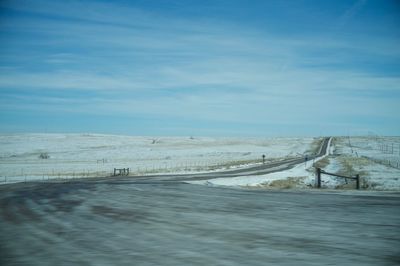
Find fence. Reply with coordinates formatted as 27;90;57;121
378;143;400;155
346;136;400;155
316;168;360;190
113;168;130;176
361;156;400;169
345;136;400;169
1;170;112;184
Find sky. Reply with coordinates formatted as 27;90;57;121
0;0;399;137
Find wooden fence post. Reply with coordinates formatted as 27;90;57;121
316;168;321;188
356;174;360;190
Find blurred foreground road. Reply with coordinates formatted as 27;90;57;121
1;180;399;265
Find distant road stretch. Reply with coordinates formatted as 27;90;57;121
112;137;332;182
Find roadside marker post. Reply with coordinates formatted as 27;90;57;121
305;155;308;168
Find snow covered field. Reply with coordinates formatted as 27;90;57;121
327;136;400;190
192;136;400;191
0;134;316;183
1;134;399;191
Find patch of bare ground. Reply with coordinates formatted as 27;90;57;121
254;176;308;189
336;156;369;189
338;156;370;175
307;138;324;155
313;156;330;169
201;159;261;171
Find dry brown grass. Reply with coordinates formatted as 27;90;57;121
307;138;324;154
208;159;261;170
313;157;330;169
334;156;370;189
337;156;369;177
256;176;307;189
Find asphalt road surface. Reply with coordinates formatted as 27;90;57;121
1;137;399;265
117;137;332;182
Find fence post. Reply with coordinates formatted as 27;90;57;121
316;168;321;188
356;174;360;190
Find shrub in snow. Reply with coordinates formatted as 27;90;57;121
39;153;50;159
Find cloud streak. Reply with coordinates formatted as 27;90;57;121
0;0;399;136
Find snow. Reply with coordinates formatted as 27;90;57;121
189;138;331;188
0;133;315;183
1;134;399;191
189;136;400;191
189;162;311;187
328;136;400;190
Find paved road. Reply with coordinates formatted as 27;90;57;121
112;137;331;183
0;181;399;265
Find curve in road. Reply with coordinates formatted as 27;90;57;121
111;137;331;183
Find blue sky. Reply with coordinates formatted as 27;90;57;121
0;0;399;136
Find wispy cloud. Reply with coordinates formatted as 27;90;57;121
335;0;367;30
0;0;399;135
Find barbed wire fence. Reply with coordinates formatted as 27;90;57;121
347;135;400;169
1;156;265;184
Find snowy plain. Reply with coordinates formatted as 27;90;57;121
0;134;399;191
0;133;316;183
190;136;400;191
